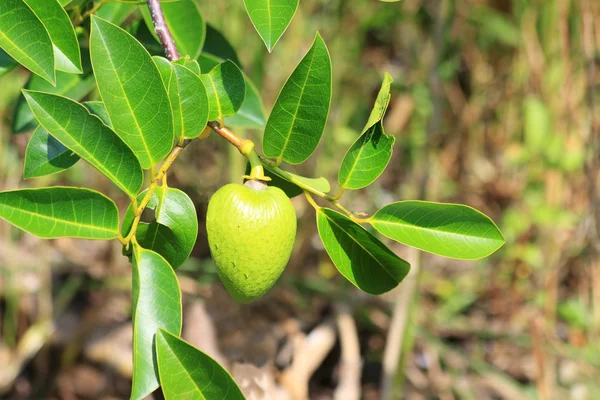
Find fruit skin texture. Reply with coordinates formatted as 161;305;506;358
206;181;297;302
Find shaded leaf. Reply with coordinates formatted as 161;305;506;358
0;48;17;77
0;0;55;83
23;90;143;197
246;163;330;198
24;126;80;179
83;101;111;126
0;187;119;239
200;60;245;121
22;0;82;73
317;208;410;295
96;1;136;25
263;33;331;165
90;16;173;169
156;329;245;400
243;0;299;51
202;24;241;67
131;244;182;400
370;201;505;260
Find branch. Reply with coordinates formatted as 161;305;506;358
146;0;180;61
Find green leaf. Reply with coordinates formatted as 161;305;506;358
142;0;205;59
22;0;82;74
174;56;201;75
131;244;182;400
262;33;331;165
202;24;241;67
156;329;245;400
370;201;505;260
96;1;136;25
243;0;299;51
123;187;198;269
316;208;410;295
338;121;394;190
83;101;111;126
173;63;209;139
0;0;55;83
0;48;17;77
13;71;96;133
247;163;330;198
200;60;245;121
24;126;80;179
23;90;144;197
0;187;119;239
90;15;174;169
362;72;393;133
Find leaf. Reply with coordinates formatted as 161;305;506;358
200;60;245;121
316;208;410;295
24;126;80;179
173;56;201;75
338;121;394;190
370;201;505;260
22;0;82;73
173;63;209;139
202;24;241;67
142;0;205;59
523;96;550;154
96;1;136;25
131;244;182;400
123;187;198;269
23;90;143;197
13;71;96;133
0;48;17;77
0;0;55;83
247;163;330;198
90;15;174;169
156;329;245;400
0;187;119;239
262;33;331;165
83;101;111;126
362;72;393;133
243;0;299;52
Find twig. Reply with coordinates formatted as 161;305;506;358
146;0;180;61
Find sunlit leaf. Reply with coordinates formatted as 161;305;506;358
370;201;505;260
90;16;173;169
263;33;331;165
0;0;55;83
0;187;119;239
317;207;410;294
131;244;182;400
200;60;245;121
96;1;136;25
173;63;209;139
243;0;299;51
156;329;245;400
24;126;80;179
23;90;143;197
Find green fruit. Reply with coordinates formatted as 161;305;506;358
206;180;297;302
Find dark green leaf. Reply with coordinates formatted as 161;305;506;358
22;0;82;73
13;71;96;133
243;0;299;51
338;121;394;190
123;187;198;269
200;60;245;121
131;244;182;400
317;208;410;295
24;126;80;179
0;187;119;239
370;201;505;260
23;90;143;197
263;33;331;165
96;1;136;25
156;329;245;400
0;48;17;77
83;101;111;126
90;16;174;169
202;24;241;67
0;0;55;83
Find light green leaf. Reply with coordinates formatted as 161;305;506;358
96;2;136;25
243;0;299;51
173;63;209;139
90;15;174;169
523;96;550;154
123;187;198;269
24;126;80;179
131;244;182;400
370;201;505;260
338;121;394;190
362;72;393;133
0;187;119;239
316;208;410;295
22;0;82;73
0;0;55;83
23;90;143;197
200;60;245;121
156;329;245;400
263;33;331;165
142;0;205;59
174;56;201;75
13;71;96;133
0;48;17;77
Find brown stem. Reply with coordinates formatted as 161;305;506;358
146;0;180;61
207;121;246;149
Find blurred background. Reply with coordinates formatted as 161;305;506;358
0;0;599;398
